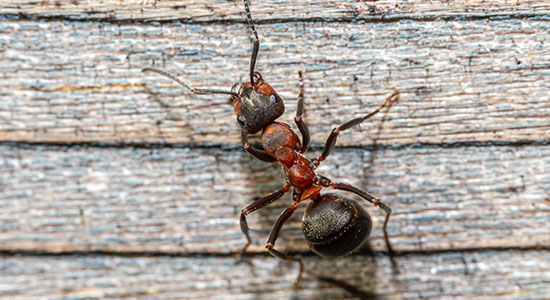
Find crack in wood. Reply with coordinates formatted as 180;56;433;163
2;139;550;151
1;11;548;25
1;245;549;259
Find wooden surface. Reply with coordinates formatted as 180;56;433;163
1;250;549;299
1;13;550;145
1;0;550;299
1;144;549;254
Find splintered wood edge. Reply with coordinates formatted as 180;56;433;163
1;18;549;145
1;250;549;299
2;0;550;21
1;143;548;254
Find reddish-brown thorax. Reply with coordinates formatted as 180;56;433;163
261;122;316;189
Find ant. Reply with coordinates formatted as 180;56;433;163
143;0;399;282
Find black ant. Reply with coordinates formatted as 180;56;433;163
143;0;399;282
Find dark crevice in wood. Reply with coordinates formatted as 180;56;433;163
1;138;550;152
0;246;548;259
317;276;378;300
1;11;549;25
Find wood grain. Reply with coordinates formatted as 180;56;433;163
2;0;550;21
1;1;549;299
1;16;549;145
1;143;548;254
1;250;549;299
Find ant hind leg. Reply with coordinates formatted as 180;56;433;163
239;184;290;255
267;247;304;284
265;203;304;283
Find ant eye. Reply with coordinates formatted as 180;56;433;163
270;94;277;103
237;115;245;125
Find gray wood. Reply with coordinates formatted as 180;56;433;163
2;0;550;21
1;1;549;299
1;17;549;145
1;143;548;253
1;250;549;299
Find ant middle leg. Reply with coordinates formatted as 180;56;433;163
313;91;399;166
240;184;290;254
295;70;310;154
265;203;304;283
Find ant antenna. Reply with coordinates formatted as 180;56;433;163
243;0;259;86
142;67;238;97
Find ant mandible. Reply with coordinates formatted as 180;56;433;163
143;0;399;281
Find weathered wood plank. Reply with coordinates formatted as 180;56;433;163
2;0;550;21
2;2;548;298
1;17;550;145
1;250;549;299
1;143;548;253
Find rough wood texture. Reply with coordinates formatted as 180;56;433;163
1;143;549;253
1;13;550;145
1;250;549;299
2;0;550;21
1;0;549;299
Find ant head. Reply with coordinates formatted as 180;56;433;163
302;193;372;257
231;72;284;134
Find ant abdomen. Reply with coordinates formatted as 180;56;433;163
302;193;372;257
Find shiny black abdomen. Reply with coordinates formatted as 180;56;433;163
302;193;372;257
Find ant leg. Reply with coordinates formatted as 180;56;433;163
243;0;260;86
266;203;304;283
240;184;290;254
240;130;276;162
142;67;237;96
313;91;399;166
295;70;310;153
329;181;398;272
291;188;303;202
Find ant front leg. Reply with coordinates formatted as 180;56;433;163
328;180;398;272
295;70;310;154
240;184;290;254
313;91;399;166
265;203;304;283
240;130;277;162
